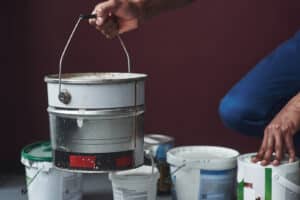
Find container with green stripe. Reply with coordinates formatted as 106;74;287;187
237;153;300;200
21;141;83;200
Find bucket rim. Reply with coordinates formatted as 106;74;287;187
238;153;300;168
109;166;160;182
167;145;239;169
144;134;174;145
44;72;147;85
21;141;52;162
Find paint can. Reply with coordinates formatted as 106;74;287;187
109;165;160;200
45;73;147;172
167;146;239;200
237;153;300;200
21;141;82;200
144;134;174;194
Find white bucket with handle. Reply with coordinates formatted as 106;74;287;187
237;153;300;200
167;146;239;200
109;165;160;200
21;141;82;200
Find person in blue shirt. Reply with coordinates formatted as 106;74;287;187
89;0;300;166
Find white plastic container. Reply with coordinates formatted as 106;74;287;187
21;141;82;200
109;165;160;200
167;146;239;200
237;153;300;200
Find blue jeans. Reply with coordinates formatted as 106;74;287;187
219;30;300;153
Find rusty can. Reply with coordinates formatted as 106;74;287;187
144;134;174;195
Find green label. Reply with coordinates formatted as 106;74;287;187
237;180;244;200
265;168;272;200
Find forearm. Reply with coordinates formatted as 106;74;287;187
140;0;196;20
286;92;300;131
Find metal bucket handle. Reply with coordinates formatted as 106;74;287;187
58;14;131;105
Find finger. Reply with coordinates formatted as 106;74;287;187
89;10;97;26
272;129;283;166
261;133;274;166
252;131;268;163
284;132;296;163
118;20;139;34
95;0;120;18
101;17;119;38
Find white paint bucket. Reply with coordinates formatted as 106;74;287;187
109;165;160;200
21;141;82;200
167;146;239;200
237;153;300;200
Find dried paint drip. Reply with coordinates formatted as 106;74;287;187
58;14;131;105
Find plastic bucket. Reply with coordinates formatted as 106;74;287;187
237;153;300;200
109;165;160;200
21;141;82;200
167;146;239;200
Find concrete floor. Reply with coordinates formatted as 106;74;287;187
0;173;171;200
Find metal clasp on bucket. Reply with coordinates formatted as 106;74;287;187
58;14;132;105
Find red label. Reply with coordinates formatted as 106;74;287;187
69;155;96;169
115;156;133;168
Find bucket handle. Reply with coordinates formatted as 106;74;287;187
144;149;156;175
21;168;43;195
273;173;300;194
58;14;131;105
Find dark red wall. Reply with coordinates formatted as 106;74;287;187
3;0;300;171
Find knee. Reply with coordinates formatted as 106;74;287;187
218;94;263;136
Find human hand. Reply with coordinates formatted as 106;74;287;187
89;0;144;38
252;93;300;166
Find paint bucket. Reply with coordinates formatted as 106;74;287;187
109;165;160;200
144;134;174;194
21;141;82;200
237;153;300;200
167;146;239;200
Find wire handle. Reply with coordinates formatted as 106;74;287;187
58;14;131;105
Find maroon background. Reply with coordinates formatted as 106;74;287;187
3;0;300;171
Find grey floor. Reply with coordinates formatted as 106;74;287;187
0;174;171;200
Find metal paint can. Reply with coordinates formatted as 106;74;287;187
144;134;174;194
45;73;147;173
237;153;300;200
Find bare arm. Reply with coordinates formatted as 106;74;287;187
89;0;195;38
253;92;300;165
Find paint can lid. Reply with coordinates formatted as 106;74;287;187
21;141;52;162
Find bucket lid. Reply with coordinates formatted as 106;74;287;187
21;141;52;162
167;146;239;170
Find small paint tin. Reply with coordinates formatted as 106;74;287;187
144;134;175;194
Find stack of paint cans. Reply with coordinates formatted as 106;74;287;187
144;134;175;194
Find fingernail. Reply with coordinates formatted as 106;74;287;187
96;17;103;26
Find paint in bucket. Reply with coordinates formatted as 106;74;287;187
144;134;174;194
167;146;239;200
21;141;82;200
109;165;160;200
237;153;300;200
